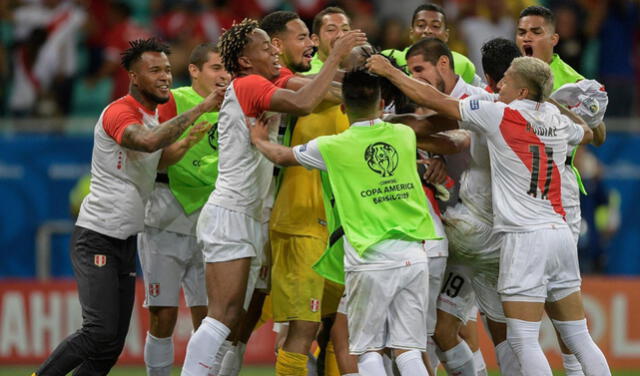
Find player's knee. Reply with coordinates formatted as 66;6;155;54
433;310;462;348
86;322;121;347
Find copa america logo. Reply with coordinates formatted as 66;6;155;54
364;142;399;177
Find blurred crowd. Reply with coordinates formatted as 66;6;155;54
0;0;638;118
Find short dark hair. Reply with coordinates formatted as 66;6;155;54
411;3;446;26
342;69;381;112
312;6;348;35
189;42;220;70
218;18;259;75
406;37;454;70
481;38;521;83
260;11;300;38
120;38;171;71
519;6;556;28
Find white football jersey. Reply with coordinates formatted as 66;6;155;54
459;98;585;232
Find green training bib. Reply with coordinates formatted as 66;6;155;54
167;86;220;214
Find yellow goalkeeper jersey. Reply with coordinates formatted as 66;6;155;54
269;105;350;238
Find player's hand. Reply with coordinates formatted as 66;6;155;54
331;30;367;61
365;54;394;78
184;121;212;148
418;157;447;185
247;113;275;145
200;86;227;112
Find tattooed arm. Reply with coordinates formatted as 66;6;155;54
120;88;223;152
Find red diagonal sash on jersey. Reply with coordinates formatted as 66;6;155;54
499;108;565;219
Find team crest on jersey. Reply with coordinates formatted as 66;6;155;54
94;254;107;267
365;142;399;177
310;298;320;313
149;283;160;297
582;97;600;115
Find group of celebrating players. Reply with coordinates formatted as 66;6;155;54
33;3;612;376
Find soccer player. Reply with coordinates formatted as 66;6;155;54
517;7;608;374
308;7;352;75
250;68;440;376
402;37;492;376
34;38;221;376
383;3;479;85
180;19;365;376
138;42;230;376
260;9;351;375
367;53;610;376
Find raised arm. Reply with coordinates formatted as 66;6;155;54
366;54;462;120
418;130;471;155
121;88;224;152
268;30;366;116
384;112;459;139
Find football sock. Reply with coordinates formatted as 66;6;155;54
562;352;586;376
180;317;230;376
212;340;233;375
426;337;440;374
219;341;247;376
325;341;341;376
494;340;522;375
552;319;611;376
439;341;476;376
144;332;173;376
396;350;428;376
506;318;552;376
473;350;488;376
275;348;308;376
358;352;386;376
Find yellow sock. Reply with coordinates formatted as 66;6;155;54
324;340;341;376
276;348;309;376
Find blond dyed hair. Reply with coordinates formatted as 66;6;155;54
510;56;554;102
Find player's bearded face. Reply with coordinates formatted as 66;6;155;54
134;52;172;104
281;19;314;73
516;15;558;63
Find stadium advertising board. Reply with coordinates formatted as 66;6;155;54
0;278;639;369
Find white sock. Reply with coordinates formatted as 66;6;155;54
506;318;551;376
382;353;393;376
439;341;476;376
552;319;611;376
212;340;233;375
426;337;440;374
181;317;231;376
473;350;488;376
396;350;428;376
562;353;585;376
219;342;247;376
358;352;387;376
495;340;522;375
144;332;173;376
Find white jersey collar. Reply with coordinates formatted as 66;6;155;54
351;118;383;127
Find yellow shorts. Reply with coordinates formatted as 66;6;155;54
271;231;343;322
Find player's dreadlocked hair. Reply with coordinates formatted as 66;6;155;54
120;38;171;71
218;18;260;75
